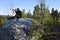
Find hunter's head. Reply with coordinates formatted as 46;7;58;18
17;8;20;11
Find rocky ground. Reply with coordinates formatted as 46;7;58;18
0;18;33;40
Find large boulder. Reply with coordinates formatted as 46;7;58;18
0;18;33;40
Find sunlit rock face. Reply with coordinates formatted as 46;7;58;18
0;18;33;40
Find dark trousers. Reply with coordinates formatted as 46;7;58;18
15;14;22;18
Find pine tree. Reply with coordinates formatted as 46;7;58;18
27;9;31;18
33;4;40;18
21;9;27;18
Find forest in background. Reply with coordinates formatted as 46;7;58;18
0;4;60;40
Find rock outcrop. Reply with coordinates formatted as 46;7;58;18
0;18;33;40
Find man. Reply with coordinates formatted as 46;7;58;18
14;8;22;18
8;8;22;19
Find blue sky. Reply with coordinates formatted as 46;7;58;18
0;0;60;15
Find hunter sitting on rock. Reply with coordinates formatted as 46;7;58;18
8;8;22;19
14;8;22;18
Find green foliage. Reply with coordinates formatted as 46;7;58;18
44;8;53;25
0;16;7;26
33;4;40;18
22;9;32;18
29;19;43;40
27;9;32;18
21;9;27;18
31;4;60;40
51;9;59;24
43;8;53;33
57;12;60;24
0;18;3;25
